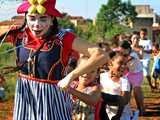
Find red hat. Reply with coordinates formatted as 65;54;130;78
17;0;62;17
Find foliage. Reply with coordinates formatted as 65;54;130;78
0;43;16;100
77;21;98;43
96;4;108;39
58;13;76;32
3;74;16;100
105;24;131;40
0;43;15;66
96;0;137;40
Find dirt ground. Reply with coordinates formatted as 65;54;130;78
0;93;160;120
132;94;160;120
0;99;13;120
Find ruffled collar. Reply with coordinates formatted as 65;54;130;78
23;27;54;51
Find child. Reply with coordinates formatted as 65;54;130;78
151;42;160;89
130;31;143;59
67;52;133;120
119;40;145;116
99;51;131;120
67;56;101;120
139;28;154;90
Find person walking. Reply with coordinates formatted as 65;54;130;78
139;28;154;90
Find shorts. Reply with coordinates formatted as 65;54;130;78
127;71;144;87
152;69;160;79
141;59;150;76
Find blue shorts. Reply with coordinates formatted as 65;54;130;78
153;69;160;79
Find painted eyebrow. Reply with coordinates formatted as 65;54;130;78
27;14;35;17
27;15;35;18
39;16;48;19
27;15;47;18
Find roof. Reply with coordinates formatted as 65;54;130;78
69;16;84;20
0;15;24;35
0;15;24;26
137;14;155;18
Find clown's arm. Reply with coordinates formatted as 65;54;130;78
58;37;109;89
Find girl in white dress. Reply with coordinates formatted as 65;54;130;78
100;51;131;120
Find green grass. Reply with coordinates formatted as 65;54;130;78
142;58;160;97
0;43;16;100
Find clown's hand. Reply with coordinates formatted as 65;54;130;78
57;73;73;90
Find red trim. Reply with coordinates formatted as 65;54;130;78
48;60;61;80
94;99;103;120
18;73;59;84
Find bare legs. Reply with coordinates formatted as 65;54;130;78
133;87;145;116
146;75;156;90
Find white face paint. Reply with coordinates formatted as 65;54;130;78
26;13;53;38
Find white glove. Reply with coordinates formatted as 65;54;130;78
57;73;73;90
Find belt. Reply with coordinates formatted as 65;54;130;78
18;73;59;84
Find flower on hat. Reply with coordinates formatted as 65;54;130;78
17;0;62;17
28;0;47;15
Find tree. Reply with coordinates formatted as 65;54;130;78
58;13;76;32
96;0;137;40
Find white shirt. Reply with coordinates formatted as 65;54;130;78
100;72;131;120
100;72;130;94
128;51;143;73
139;39;152;60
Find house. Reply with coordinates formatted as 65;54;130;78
0;16;24;36
68;16;86;27
132;5;160;42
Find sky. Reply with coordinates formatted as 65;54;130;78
0;0;160;21
56;0;160;19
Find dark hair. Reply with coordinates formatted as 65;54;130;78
119;40;131;50
140;28;147;33
51;17;59;35
68;58;77;69
98;42;109;48
153;42;159;49
132;31;139;35
132;31;140;38
109;51;123;59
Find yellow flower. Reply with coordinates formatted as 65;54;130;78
28;0;37;5
28;0;47;15
28;5;37;14
37;5;46;15
37;0;46;4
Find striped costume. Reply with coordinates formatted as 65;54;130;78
9;27;75;120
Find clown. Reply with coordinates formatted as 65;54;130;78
0;0;109;120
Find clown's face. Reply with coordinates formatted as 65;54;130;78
26;13;53;38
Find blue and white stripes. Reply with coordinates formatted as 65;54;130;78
56;29;67;48
13;77;72;120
